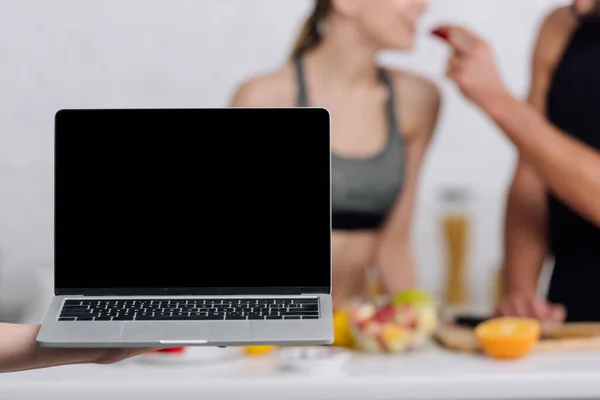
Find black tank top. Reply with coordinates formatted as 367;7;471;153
545;18;600;322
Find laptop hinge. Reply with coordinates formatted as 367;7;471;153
298;287;328;295
55;287;328;296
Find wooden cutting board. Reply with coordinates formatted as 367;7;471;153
435;323;600;353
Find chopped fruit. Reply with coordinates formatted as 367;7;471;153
356;318;371;331
409;331;428;348
333;309;355;348
351;303;376;322
374;305;396;323
376;334;389;352
382;325;404;341
387;340;407;353
244;346;276;356
475;317;541;359
392;289;434;306
416;306;438;332
395;304;417;328
362;321;382;336
361;336;381;353
394;289;438;333
348;294;439;354
372;325;408;353
386;338;408;353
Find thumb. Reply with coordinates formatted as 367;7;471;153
549;303;566;323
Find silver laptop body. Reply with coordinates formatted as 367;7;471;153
37;107;333;348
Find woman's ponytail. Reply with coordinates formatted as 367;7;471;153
290;0;332;60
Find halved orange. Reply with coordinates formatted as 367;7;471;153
475;317;541;359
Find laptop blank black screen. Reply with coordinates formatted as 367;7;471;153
54;108;331;295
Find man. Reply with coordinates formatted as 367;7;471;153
433;0;600;322
0;323;151;373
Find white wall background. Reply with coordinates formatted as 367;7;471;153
0;0;570;321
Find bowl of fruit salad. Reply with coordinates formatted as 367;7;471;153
347;289;439;353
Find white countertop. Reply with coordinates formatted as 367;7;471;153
2;346;600;400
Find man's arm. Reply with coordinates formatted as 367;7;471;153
504;163;547;296
503;8;575;298
485;90;600;227
434;15;600;228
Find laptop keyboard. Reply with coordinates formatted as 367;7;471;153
58;298;320;321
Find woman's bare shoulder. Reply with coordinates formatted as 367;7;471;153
386;68;441;140
388;69;440;105
229;64;297;107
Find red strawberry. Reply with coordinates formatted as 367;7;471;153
431;28;449;41
154;347;185;354
357;318;371;331
375;305;396;323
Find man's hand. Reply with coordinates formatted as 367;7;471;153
494;293;566;324
432;25;510;109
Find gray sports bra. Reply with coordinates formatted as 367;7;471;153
294;55;406;230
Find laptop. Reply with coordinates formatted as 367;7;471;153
36;107;333;348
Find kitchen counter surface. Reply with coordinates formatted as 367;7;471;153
2;346;600;400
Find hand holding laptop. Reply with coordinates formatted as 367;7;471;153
0;323;154;373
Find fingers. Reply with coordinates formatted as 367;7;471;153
431;24;481;55
515;296;535;317
549;303;567;323
513;296;533;317
530;297;553;320
445;56;462;80
126;348;156;359
495;295;529;318
495;294;563;323
450;29;479;55
530;300;566;323
94;347;155;364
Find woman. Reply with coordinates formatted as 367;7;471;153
231;0;441;309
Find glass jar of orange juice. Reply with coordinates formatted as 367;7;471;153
439;187;471;309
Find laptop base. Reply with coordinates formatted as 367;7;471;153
36;295;334;348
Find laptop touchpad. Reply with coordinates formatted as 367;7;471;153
120;321;251;342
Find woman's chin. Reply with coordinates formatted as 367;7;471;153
387;42;415;52
383;36;416;52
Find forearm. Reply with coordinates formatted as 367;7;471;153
377;245;416;294
504;202;547;296
484;94;600;227
0;324;99;373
